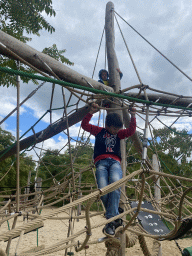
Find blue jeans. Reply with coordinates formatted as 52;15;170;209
95;158;122;219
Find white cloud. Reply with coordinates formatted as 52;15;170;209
0;87;26;117
1;0;192;163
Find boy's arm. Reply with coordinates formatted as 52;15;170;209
81;103;102;136
118;108;136;139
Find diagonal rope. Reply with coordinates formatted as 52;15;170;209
114;10;192;83
114;13;142;85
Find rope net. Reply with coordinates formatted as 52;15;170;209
0;11;192;256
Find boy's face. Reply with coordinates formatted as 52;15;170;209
101;71;108;81
106;125;120;135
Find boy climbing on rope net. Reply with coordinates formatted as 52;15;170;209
81;103;136;237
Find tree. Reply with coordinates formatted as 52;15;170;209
125;127;192;182
42;44;74;66
0;0;56;42
152;127;192;165
38;140;94;188
0;0;73;87
0;127;36;194
38;149;71;188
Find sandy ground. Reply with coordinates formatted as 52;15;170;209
0;207;191;256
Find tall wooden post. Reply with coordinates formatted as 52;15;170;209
16;60;20;212
105;2;126;255
153;154;162;256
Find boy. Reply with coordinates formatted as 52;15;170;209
98;68;123;87
81;103;136;237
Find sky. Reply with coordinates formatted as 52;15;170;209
1;0;192;161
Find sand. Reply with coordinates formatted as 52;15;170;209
0;207;191;256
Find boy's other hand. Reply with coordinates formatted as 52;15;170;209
90;103;99;114
129;107;136;116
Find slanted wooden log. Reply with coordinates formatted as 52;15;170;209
0;30;113;93
0;105;90;161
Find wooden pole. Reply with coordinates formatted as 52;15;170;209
16;60;20;213
0;30;113;93
5;63;21;254
152;154;162;256
105;2;125;255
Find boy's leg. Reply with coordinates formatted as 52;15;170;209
96;159;115;237
103;159;123;236
95;159;109;210
106;160;122;219
96;159;123;237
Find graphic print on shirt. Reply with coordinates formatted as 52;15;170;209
103;132;117;153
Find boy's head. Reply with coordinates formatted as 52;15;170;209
105;113;123;135
99;69;109;81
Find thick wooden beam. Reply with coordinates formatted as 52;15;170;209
0;30;113;93
124;92;192;108
0;105;90;162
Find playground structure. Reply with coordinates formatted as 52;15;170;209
0;2;192;255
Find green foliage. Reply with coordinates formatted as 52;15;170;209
70;140;95;185
42;44;74;66
152;127;192;164
0;127;15;148
126;138;141;173
0;0;74;87
125;127;192;199
0;57;39;87
0;0;56;42
37;140;94;190
38;149;71;188
0;127;35;193
148;127;192;179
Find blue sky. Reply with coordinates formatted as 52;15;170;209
1;0;192;161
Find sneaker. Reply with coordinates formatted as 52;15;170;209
103;222;115;237
113;218;123;229
118;207;124;214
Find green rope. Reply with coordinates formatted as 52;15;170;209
37;228;38;247
7;220;10;231
1;66;192;111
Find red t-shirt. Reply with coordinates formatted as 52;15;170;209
81;113;136;164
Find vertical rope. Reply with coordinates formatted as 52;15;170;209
62;87;76;191
92;25;105;79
